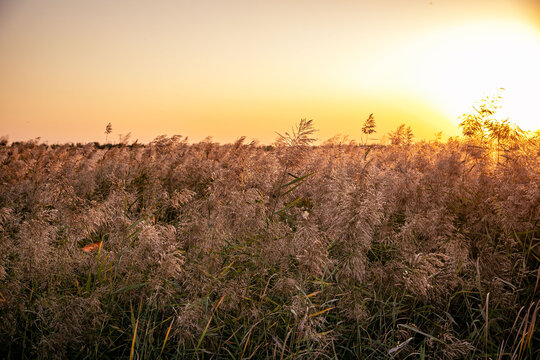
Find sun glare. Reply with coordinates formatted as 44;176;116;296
415;22;540;130
367;21;540;131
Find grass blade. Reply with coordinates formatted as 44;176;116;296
130;319;139;360
160;318;174;357
192;295;225;359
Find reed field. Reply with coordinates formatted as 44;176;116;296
0;118;539;359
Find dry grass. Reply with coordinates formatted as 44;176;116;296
0;127;538;359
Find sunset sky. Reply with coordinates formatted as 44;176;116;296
1;0;539;144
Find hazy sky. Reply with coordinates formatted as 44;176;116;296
1;0;539;144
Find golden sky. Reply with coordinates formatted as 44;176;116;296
1;0;539;144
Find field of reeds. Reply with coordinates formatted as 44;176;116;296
0;119;539;359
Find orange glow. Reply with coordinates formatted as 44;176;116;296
370;21;540;131
1;0;539;143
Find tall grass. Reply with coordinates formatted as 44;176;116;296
0;127;538;359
